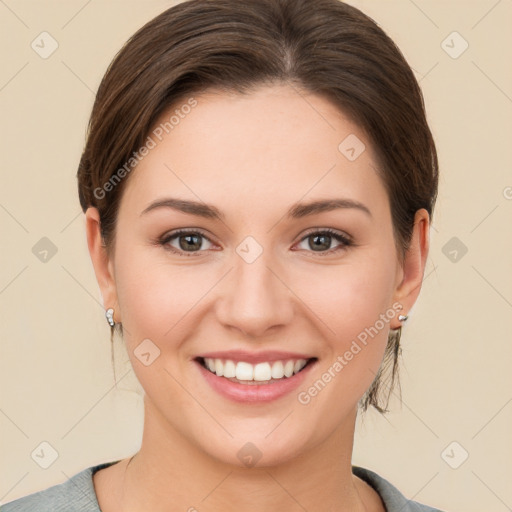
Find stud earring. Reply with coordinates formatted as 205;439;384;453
105;308;115;327
398;314;408;322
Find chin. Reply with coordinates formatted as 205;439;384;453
212;439;303;469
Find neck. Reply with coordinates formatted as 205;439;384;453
119;398;369;512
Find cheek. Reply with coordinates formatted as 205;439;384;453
112;248;203;405
296;252;397;397
114;244;195;329
297;252;397;340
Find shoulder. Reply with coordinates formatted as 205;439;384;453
352;465;446;512
1;462;118;512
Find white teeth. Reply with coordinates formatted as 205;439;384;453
235;361;254;381
271;361;284;379
203;357;310;381
205;358;215;372
214;358;224;377
223;359;236;378
294;360;307;373
283;360;295;377
254;362;272;381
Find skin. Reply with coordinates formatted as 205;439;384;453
86;84;430;512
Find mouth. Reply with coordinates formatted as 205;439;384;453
195;356;318;385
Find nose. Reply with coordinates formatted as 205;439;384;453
215;249;294;338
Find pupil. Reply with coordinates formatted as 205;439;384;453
311;234;330;251
180;234;201;251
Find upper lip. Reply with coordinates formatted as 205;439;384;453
195;350;315;364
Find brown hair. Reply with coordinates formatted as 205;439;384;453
77;0;438;413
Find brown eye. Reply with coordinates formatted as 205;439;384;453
296;229;352;255
160;229;214;256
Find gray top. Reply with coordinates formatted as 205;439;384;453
1;461;445;511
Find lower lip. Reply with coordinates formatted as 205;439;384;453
195;359;316;403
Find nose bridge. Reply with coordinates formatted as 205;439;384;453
215;239;293;337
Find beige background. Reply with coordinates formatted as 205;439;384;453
1;1;511;511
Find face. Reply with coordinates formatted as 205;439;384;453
87;84;429;468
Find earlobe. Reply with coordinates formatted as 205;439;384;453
85;207;119;321
391;209;430;329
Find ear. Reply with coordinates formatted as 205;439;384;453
391;208;430;329
85;207;120;323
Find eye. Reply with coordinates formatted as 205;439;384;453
158;227;353;257
294;228;353;255
159;229;215;256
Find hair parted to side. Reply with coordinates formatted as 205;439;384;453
77;0;438;414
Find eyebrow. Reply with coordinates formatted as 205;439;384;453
140;197;372;220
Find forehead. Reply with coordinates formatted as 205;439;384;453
120;84;389;221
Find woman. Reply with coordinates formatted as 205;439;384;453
2;0;444;510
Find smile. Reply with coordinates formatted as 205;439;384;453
200;357;312;383
195;356;318;402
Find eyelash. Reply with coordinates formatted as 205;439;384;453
158;228;353;257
